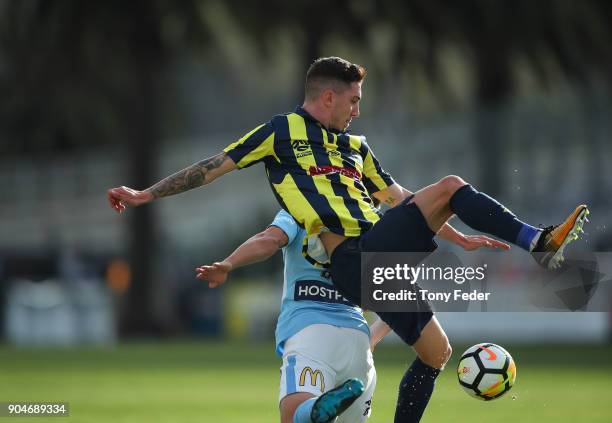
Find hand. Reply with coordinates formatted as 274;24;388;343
459;234;511;251
107;186;153;213
195;261;233;288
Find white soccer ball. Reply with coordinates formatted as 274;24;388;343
457;343;517;401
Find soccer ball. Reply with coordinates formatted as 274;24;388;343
457;343;516;401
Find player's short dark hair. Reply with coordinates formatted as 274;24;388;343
305;57;366;100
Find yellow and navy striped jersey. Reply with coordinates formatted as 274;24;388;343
223;106;395;238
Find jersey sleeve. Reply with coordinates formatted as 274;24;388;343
359;136;395;195
269;209;299;245
223;121;275;169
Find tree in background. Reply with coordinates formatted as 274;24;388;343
219;0;612;195
0;0;211;335
375;0;612;195
1;0;611;334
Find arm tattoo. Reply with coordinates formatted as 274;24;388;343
146;153;228;199
384;196;396;206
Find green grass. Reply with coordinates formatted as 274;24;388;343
0;342;611;422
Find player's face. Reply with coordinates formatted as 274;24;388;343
330;81;361;132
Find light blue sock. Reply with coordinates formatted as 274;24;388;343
294;397;317;423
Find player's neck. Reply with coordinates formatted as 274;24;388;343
302;102;331;129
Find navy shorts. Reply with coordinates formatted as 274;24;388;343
330;196;438;345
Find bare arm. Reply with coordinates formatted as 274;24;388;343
107;152;236;212
221;226;288;271
147;152;235;199
438;223;510;250
195;226;288;288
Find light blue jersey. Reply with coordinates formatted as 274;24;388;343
272;210;369;356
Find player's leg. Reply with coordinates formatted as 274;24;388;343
305;325;367;423
281;383;365;423
411;316;452;370
335;328;377;423
410;175;588;267
364;173;540;256
280;393;316;423
279;325;364;423
310;378;365;423
410;175;542;249
390;316;450;423
335;370;375;423
279;329;334;423
279;351;336;423
375;311;445;423
409;176;460;233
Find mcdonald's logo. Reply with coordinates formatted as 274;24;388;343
299;367;325;393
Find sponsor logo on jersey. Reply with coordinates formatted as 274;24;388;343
291;139;313;158
294;280;353;304
309;165;361;181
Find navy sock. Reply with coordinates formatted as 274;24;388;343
449;185;541;251
394;358;440;423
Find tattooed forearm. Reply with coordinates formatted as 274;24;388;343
146;153;228;199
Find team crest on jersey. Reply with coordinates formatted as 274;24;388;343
291;139;313;158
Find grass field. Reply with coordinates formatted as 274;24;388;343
0;341;611;422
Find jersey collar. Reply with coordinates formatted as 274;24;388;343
294;106;350;135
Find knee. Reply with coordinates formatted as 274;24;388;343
436;175;467;197
280;393;314;423
436;342;452;370
441;343;453;369
421;342;452;370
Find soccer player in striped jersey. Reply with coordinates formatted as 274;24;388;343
108;56;588;422
195;209;390;423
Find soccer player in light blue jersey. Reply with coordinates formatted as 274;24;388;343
196;209;390;423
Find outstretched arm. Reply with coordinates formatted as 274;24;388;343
108;152;236;213
195;226;289;288
437;223;510;251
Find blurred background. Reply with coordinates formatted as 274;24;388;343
0;1;611;421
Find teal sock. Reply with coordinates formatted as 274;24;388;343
294;397;316;423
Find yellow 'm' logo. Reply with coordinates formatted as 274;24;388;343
299;367;325;392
